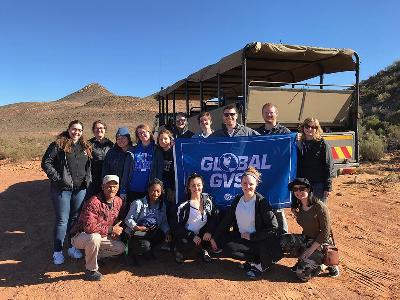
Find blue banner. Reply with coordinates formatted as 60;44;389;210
174;134;297;210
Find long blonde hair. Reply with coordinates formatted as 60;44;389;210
300;117;323;141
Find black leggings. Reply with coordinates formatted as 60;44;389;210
175;227;211;255
128;228;165;256
222;232;282;270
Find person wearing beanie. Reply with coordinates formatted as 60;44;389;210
102;127;135;184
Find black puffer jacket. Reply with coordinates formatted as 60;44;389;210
41;142;91;191
296;138;334;191
213;192;278;242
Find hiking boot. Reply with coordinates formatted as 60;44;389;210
53;251;65;265
201;249;212;263
85;270;103;281
327;266;340;278
68;247;83;259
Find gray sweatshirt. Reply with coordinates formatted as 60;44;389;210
124;196;170;234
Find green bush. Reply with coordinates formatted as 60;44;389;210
360;131;386;162
387;125;400;150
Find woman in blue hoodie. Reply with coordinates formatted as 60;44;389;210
121;124;156;209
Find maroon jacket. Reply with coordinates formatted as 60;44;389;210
71;193;123;237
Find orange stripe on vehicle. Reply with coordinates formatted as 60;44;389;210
331;147;339;160
323;135;353;141
341;146;352;159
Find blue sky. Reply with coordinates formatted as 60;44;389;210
0;0;398;105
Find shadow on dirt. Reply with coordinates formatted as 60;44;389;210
0;179;299;286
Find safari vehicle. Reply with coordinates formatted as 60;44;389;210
154;42;360;173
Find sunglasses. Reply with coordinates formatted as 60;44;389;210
223;112;236;117
304;125;317;130
292;186;308;192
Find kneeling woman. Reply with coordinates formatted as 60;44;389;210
210;167;282;278
280;178;339;282
173;173;219;263
124;179;171;264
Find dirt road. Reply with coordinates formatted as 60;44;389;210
0;156;399;300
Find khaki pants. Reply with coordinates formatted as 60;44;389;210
71;232;125;271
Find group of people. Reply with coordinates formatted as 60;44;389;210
41;102;337;282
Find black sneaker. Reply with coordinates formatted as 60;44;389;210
327;266;340;278
202;249;212;263
85;270;103;281
239;261;254;271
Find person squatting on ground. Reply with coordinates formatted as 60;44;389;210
124;178;172;265
121;124;156;209
192;112;214;138
256;102;291;234
172;173;219;264
102;127;135;184
171;112;194;139
87;120;114;198
280;178;339;282
210;167;283;278
42;120;92;265
297;118;334;202
70;175;125;281
211;104;259;137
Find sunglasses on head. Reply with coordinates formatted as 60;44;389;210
292;186;308;192
304;124;317;130
223;112;236;117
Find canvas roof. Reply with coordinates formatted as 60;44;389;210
156;42;357;100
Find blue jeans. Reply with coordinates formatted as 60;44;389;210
311;182;327;203
51;186;86;252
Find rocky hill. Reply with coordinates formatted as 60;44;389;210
0;83;160;160
360;60;400;125
58;83;114;103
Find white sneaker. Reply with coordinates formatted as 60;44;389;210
68;247;83;259
53;251;65;265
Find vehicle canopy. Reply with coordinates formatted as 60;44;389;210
156;42;357;101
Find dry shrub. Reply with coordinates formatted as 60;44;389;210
387;125;400;150
360;131;386;162
0;136;52;162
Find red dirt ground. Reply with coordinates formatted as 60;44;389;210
0;155;399;300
